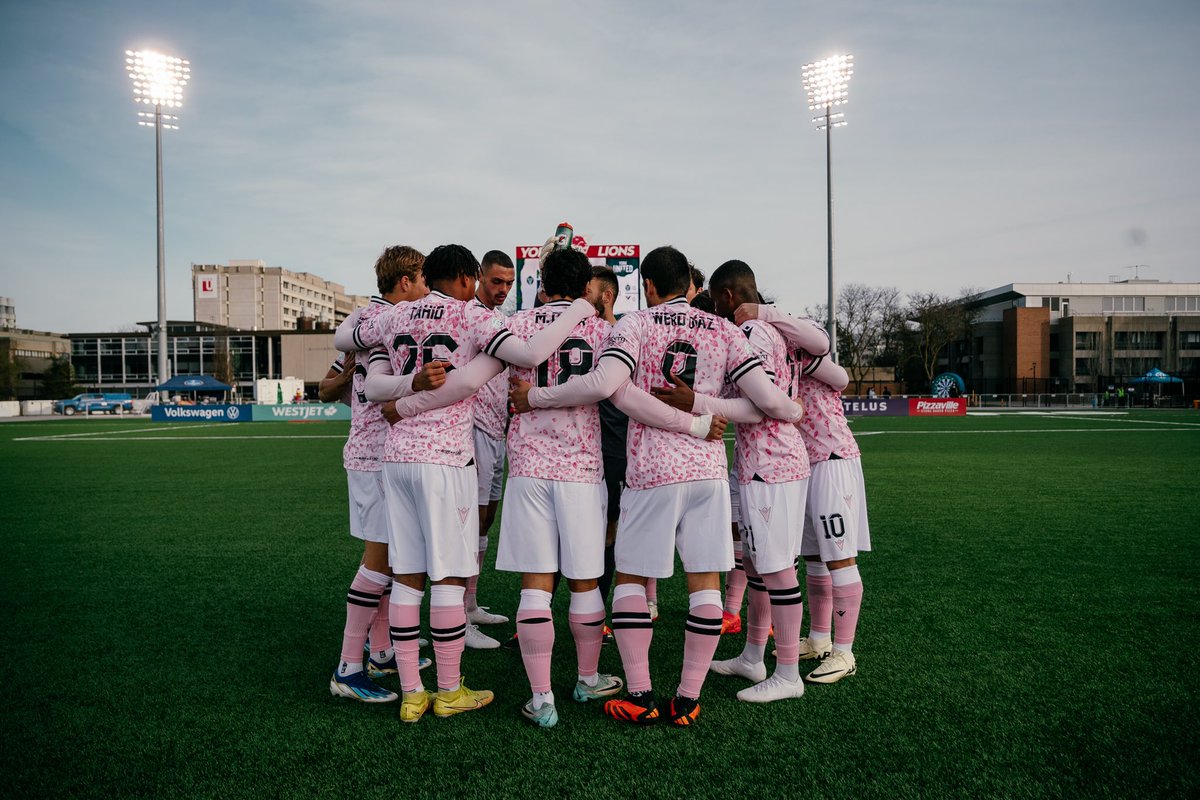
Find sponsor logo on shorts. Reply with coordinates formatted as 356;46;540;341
458;507;470;525
757;506;772;523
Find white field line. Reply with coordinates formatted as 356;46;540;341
13;424;221;442
1046;415;1200;427
860;427;1200;435
17;434;345;442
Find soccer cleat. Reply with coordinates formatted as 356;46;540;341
521;699;559;728
798;636;833;661
804;649;856;684
367;654;432;678
736;672;806;703
647;600;659;622
601;624;614;645
465;624;500;650
501;632;521;649
709;654;768;682
603;691;660;725
667;695;701;726
329;670;398;703
433;681;494;717
399;690;431;723
572;673;624;703
467;606;509;625
720;612;742;635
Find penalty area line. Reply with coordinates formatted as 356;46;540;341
13;424;223;442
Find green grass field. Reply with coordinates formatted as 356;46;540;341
1;411;1197;799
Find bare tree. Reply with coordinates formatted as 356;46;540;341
806;284;903;394
907;289;978;384
211;337;235;387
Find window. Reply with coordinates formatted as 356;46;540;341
1075;357;1093;376
1181;331;1200;349
1041;297;1062;312
1113;357;1155;376
1114;331;1164;350
1103;296;1145;312
1165;296;1200;312
1075;331;1099;351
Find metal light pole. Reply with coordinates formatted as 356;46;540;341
803;54;853;363
125;50;189;400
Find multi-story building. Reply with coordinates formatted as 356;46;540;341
1;297;16;330
192;260;369;331
0;327;72;399
67;321;341;400
948;280;1200;395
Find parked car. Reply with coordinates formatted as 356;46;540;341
53;393;134;416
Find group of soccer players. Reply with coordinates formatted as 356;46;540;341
321;235;870;727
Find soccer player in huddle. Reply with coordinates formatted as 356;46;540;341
334;244;596;722
735;301;869;684
463;250;517;646
510;245;804;726
653;261;827;701
320;245;433;703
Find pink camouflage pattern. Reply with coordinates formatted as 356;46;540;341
505;301;610;483
469;300;510;441
732;319;810;484
795;350;860;463
353;290;507;467
601;298;761;490
338;297;393;472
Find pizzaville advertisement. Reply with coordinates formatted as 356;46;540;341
841;398;967;417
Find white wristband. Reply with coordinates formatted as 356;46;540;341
689;413;714;439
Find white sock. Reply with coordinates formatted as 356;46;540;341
337;660;363;677
775;663;800;682
578;672;600;687
531;690;555;710
742;641;766;663
373;647;394;663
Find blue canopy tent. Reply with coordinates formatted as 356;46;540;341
1128;368;1184;399
156;375;233;403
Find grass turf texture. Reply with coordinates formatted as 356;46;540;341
1;412;1197;799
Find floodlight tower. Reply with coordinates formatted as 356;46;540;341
125;49;190;398
802;53;853;363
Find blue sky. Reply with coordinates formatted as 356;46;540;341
1;0;1197;332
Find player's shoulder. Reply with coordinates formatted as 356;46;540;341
741;317;784;345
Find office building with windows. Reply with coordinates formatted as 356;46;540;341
192;260;369;331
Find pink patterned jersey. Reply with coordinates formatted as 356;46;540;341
352;290;508;467
795;351;860;463
602;298;761;489
338;297;393;472
470;300;510;441
732;320;810;484
505;302;610;483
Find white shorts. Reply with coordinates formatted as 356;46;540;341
615;480;733;579
382;462;479;581
801;457;872;562
737;478;808;574
473;427;506;505
496;477;606;579
347;469;388;543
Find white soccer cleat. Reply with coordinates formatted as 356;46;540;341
798;636;833;661
647;600;659;622
467;606;510;625
736;672;806;703
465;623;500;650
804;648;856;684
708;653;767;682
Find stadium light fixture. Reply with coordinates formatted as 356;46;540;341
802;53;853;363
125;49;190;399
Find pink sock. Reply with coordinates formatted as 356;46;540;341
762;567;803;665
806;561;833;639
568;588;606;679
645;578;658;605
429;584;467;691
517;589;555;694
611;585;653;693
724;540;747;615
389;583;424;692
678;590;723;699
367;582;392;659
831;566;863;650
340;566;389;667
743;555;772;646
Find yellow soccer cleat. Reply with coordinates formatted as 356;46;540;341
433;681;494;718
399;690;432;723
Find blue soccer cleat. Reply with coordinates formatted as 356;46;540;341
330;669;398;703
